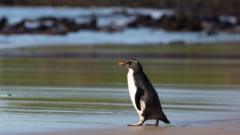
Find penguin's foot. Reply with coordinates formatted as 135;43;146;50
145;124;158;126
127;121;144;126
128;116;145;126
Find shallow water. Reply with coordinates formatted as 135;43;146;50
0;86;239;133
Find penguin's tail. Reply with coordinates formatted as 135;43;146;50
160;113;170;124
162;117;170;124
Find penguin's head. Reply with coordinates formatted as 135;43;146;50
118;59;143;72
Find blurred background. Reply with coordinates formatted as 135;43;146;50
0;0;240;133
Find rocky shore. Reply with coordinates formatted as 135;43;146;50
0;8;239;35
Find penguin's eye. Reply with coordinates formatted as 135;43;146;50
128;61;132;65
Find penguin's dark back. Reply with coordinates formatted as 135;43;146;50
133;71;162;106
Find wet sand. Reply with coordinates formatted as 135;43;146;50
7;118;240;135
1;86;240;135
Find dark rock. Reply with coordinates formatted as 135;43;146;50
0;16;101;35
157;14;202;31
128;14;159;28
78;15;99;30
0;17;7;30
127;13;203;31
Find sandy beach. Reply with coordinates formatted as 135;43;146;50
1;86;240;135
5;118;238;135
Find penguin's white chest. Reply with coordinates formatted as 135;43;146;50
127;69;140;113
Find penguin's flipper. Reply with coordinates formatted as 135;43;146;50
135;88;144;111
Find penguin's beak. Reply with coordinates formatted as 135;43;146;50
118;61;127;66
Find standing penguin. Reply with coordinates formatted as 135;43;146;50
118;59;170;126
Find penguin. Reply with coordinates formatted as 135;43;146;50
118;59;170;126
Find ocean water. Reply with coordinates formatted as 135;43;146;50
0;7;240;49
0;86;240;133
